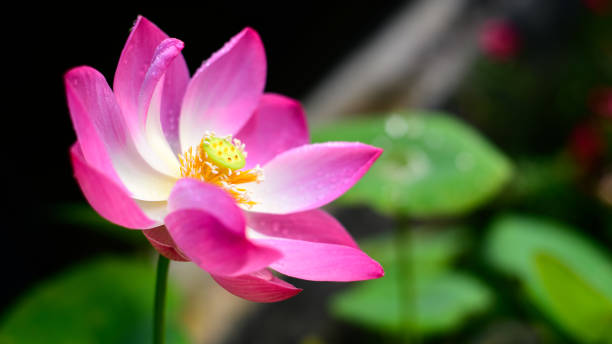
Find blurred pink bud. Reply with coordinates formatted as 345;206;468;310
569;123;604;169
479;19;520;61
589;87;612;119
583;0;612;14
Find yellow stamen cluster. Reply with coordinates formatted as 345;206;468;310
178;132;263;207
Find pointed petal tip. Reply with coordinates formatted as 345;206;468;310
133;15;155;30
374;146;384;157
358;143;384;176
372;260;385;279
288;288;304;299
361;256;384;280
241;26;260;37
363;143;384;160
262;288;302;303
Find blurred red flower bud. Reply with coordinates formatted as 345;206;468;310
588;87;612;119
479;19;520;61
569;123;604;170
583;0;612;14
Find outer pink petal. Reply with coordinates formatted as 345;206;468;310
254;237;383;282
179;27;266;152
245;209;358;248
70;143;158;229
245;142;383;214
212;269;302;302
164;179;281;276
65;66;177;201
146;236;191;261
246;210;381;281
65;68;122;186
143;226;190;261
114;15;189;152
236;93;309;169
142;224;175;246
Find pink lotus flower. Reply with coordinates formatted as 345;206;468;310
65;16;383;302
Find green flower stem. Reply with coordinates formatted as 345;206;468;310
153;255;170;344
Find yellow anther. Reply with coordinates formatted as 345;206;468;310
178;132;263;207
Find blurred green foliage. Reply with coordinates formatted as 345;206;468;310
358;226;470;276
0;257;189;344
317;103;612;342
332;269;492;336
331;227;492;336
486;215;612;343
312;112;513;217
49;203;143;244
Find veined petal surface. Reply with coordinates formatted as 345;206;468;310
236;93;309;169
260;238;383;281
65;66;176;201
212;269;302;302
179;27;266;152
70;144;158;229
137;38;185;176
247;210;382;281
245;210;358;248
245;142;383;214
114;16;189;154
143;226;189;261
